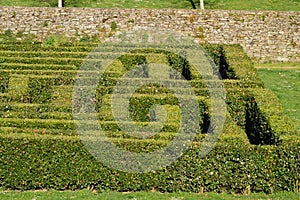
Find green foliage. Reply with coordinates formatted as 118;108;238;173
0;134;299;193
0;118;75;131
0;103;72;113
257;68;300;132
0;43;94;52
27;78;55;103
245;95;278;145
202;44;236;79
110;22;117;32
0;72;10;93
44;36;60;46
222;45;263;86
118;54;147;70
225;88;248;127
1;0;299;10
0;38;298;194
245;88;296;145
0;54;85;66
4;29;13;37
15;31;24;38
0;29;16;42
166;51;191;80
79;34;101;43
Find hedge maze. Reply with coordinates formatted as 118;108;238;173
0;39;299;193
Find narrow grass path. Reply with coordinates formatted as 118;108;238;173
0;189;299;200
255;62;300;70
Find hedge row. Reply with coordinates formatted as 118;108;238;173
245;88;296;145
99;76;236;87
0;40;299;193
97;94;208;132
0;51;89;59
1;76;74;103
0;77;55;103
96;79;258;99
0;103;72;113
225;88;248;127
0;133;298;193
0;56;84;66
0;44;95;52
1;42;296;145
0;69;74;76
0;43;198;54
0;71;10;93
0;63;77;71
1;43;295;145
0;118;75;130
0;117;184;133
0;126;75;136
224;86;296;145
0;40;99;47
97;85;211;97
2;80;219;104
1;75;231;103
0;51;129;61
222;45;263;86
0;111;72;120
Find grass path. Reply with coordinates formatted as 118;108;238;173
0;0;300;11
256;63;300;132
1;189;299;200
255;62;300;70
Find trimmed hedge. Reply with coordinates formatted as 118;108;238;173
97;85;211;97
0;118;76;130
225;88;248;127
0;126;76;136
0;44;95;52
201;44;235;79
0;51;89;59
0;117;182;134
0;40;99;47
0;69;76;76
0;134;298;193
0;40;299;194
0;103;72;113
222;45;263;87
245;88;296;145
0;56;84;66
28;78;55;104
0;71;10;93
0;63;78;70
0;111;73;120
118;54;147;70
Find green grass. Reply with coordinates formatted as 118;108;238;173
0;189;299;200
0;0;299;11
205;0;300;11
257;64;300;132
255;62;300;70
0;0;192;9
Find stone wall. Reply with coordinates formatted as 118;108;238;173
0;6;299;62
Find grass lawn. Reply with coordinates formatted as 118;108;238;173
0;189;299;200
256;63;300;132
0;0;299;11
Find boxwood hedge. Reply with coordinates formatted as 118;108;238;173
0;134;298;193
0;71;10;93
245;88;296;145
0;40;298;194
